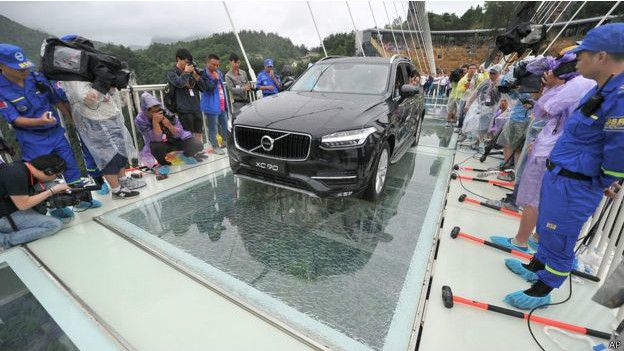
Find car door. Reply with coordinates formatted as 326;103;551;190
392;63;415;152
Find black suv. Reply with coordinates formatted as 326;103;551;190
228;56;425;201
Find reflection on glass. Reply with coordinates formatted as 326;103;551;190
418;117;454;148
0;265;78;351
107;152;445;350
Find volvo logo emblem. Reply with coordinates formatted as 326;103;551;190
260;135;274;151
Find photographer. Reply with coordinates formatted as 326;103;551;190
166;48;208;142
135;92;203;174
225;53;251;116
0;154;69;249
59;34;143;200
200;54;229;155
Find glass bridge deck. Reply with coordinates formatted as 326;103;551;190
97;115;455;351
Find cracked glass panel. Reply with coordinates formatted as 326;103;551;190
101;145;449;350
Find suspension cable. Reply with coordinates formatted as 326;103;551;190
383;2;401;55
307;1;328;57
222;2;257;81
541;1;587;55
412;1;435;74
540;1;563;25
368;1;387;57
392;1;413;59
547;1;573;33
418;2;437;74
406;1;428;72
410;1;431;73
530;1;546;22
596;1;621;27
399;1;424;72
346;2;366;57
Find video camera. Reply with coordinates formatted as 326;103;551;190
41;36;131;94
43;185;100;209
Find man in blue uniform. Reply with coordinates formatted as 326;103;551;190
505;23;624;309
0;44;87;217
256;58;282;97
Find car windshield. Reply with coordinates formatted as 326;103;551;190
290;62;389;95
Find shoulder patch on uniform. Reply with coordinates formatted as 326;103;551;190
605;117;624;130
0;101;7;109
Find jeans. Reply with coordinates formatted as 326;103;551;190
0;209;63;249
206;111;229;148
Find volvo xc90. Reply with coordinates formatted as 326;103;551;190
228;55;425;201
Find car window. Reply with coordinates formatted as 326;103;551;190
290;62;389;95
393;64;408;97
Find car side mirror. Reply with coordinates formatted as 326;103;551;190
283;80;294;90
400;84;419;98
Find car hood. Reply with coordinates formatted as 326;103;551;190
235;91;386;136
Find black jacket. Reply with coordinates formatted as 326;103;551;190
165;67;208;113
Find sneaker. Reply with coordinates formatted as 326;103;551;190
490;236;530;252
74;199;102;210
497;170;515;182
120;176;146;190
528;233;539;251
157;165;171;175
213;148;225;155
112;187;140;200
97;182;110;195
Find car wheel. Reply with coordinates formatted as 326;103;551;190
364;142;390;202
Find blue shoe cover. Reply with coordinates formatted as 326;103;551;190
158;165;171;175
49;207;75;219
505;258;539;282
180;155;198;165
75;199;102;210
491;236;530;252
528;237;538;251
504;290;551;310
97;183;110;195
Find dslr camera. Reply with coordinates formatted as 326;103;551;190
43;185;100;209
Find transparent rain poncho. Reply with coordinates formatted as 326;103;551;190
461;78;501;138
61;81;137;170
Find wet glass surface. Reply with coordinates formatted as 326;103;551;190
418;116;455;148
102;148;448;350
0;265;78;351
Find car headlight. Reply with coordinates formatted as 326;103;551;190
321;127;376;148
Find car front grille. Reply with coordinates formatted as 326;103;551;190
234;126;311;160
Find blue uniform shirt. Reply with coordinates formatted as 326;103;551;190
0;71;62;130
256;70;281;96
549;72;624;188
508;91;531;122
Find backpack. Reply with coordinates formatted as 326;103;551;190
163;82;177;113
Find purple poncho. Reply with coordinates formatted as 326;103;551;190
135;92;192;167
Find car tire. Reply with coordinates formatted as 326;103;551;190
364;141;390;202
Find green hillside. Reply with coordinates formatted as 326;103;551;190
0;15;49;65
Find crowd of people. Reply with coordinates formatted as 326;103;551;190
445;24;624;311
1;23;623;323
0;36;287;251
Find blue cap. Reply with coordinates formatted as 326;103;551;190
569;23;624;54
61;34;79;41
0;44;34;70
264;58;274;67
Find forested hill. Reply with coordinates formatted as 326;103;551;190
0;14;310;84
100;30;310;84
0;15;49;64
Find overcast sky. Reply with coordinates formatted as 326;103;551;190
0;1;483;48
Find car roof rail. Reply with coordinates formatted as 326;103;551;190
389;54;410;64
317;55;346;63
